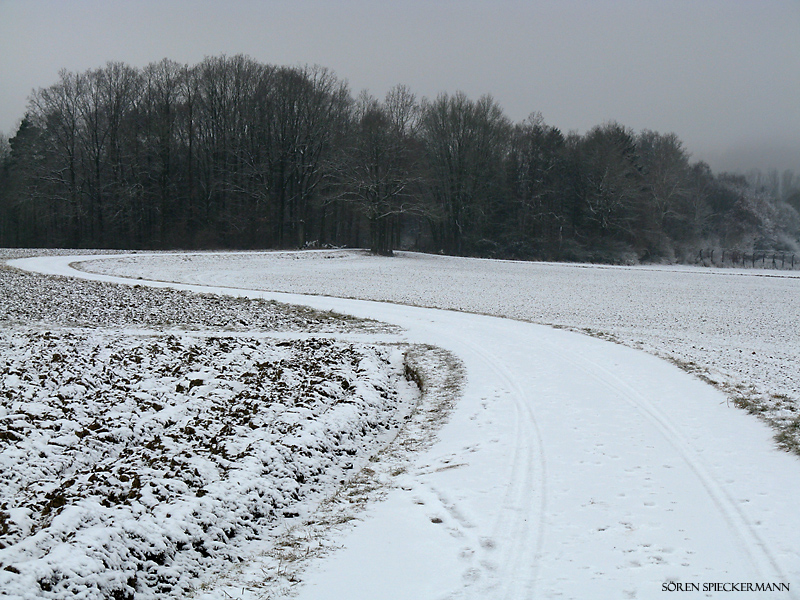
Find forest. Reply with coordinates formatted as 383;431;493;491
1;55;799;262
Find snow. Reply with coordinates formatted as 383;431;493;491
7;250;800;599
77;249;800;447
0;329;418;599
0;255;421;599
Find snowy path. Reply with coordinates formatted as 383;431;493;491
11;254;800;599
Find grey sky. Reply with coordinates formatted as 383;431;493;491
1;0;799;173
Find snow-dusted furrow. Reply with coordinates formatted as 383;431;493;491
11;252;800;599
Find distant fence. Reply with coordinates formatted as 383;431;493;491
696;249;798;270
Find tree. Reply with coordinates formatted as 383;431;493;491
504;113;566;256
573;122;643;244
331;87;424;254
635;130;693;255
136;58;191;246
65;62;142;246
0;133;9;245
27;69;87;245
193;55;258;245
250;65;351;248
420;92;510;255
682;161;714;244
0;132;10;164
1;117;50;245
6;54;792;261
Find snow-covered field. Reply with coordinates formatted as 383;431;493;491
6;249;800;599
80;249;800;451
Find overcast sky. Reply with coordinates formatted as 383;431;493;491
1;0;799;173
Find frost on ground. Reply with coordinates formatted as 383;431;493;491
0;253;432;600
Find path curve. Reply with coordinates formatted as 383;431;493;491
10;253;800;599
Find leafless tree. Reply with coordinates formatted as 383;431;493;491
330;87;425;254
419;91;510;254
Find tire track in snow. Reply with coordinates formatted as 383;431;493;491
545;340;797;597
446;330;548;600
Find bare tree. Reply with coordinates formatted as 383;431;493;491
0;132;11;164
329;87;425;254
575;122;643;242
506;113;567;255
420;92;510;255
249;65;351;247
137;58;190;245
636;130;693;254
27;69;87;244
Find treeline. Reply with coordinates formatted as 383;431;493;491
1;55;799;261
